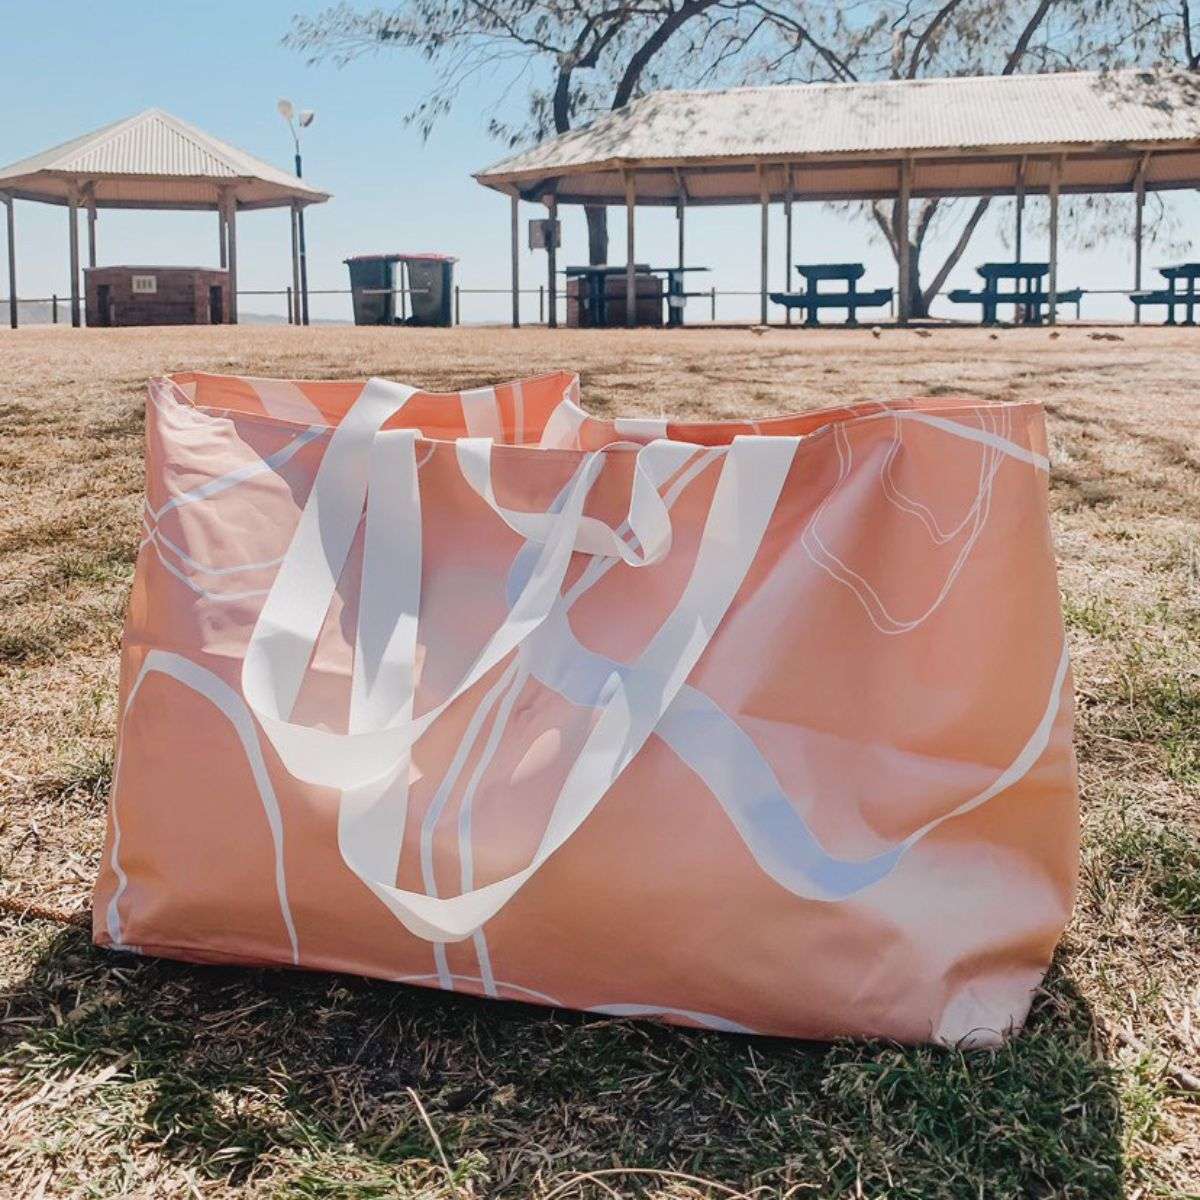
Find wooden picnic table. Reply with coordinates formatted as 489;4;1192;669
563;264;649;328
563;264;709;327
1131;263;1200;325
769;262;892;326
949;262;1081;325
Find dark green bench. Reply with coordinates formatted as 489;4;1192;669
1130;290;1191;324
770;264;893;326
1132;264;1200;324
770;288;893;326
948;286;1082;325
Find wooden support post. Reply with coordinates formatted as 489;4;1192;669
546;193;558;329
674;168;687;271
1048;156;1061;326
896;159;912;325
3;193;15;330
759;166;770;325
1134;152;1150;325
223;191;238;324
784;166;794;326
67;189;81;327
218;208;227;269
296;204;310;326
85;185;97;269
290;202;301;326
510;193;520;328
625;172;636;328
1015;156;1026;263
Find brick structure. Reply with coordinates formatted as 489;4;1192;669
84;266;230;327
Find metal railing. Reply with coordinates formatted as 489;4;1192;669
0;283;1157;327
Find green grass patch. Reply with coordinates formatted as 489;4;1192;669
1102;812;1200;921
1063;593;1121;640
0;933;1132;1200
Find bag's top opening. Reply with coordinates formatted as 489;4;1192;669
154;369;1043;454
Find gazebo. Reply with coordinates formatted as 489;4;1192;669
0;108;330;328
475;69;1200;327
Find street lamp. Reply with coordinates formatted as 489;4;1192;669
278;98;314;325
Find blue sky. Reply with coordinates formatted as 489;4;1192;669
2;1;1193;323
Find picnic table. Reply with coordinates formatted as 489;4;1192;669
949;262;1082;325
564;264;709;327
769;263;893;326
563;264;648;328
1131;263;1200;325
645;266;710;327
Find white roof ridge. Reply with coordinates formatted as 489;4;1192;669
630;66;1157;103
147;109;253;177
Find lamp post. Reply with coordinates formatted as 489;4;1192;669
278;99;314;325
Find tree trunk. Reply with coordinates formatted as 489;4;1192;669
585;205;608;265
907;250;930;318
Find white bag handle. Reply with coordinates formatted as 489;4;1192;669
244;378;696;790
457;436;695;566
340;435;799;942
244;379;607;789
240;375;798;943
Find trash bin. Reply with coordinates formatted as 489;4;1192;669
344;253;458;327
399;254;456;327
344;254;400;326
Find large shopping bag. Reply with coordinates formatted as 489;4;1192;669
93;369;1077;1044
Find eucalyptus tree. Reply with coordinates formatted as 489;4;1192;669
289;2;1194;297
289;0;744;263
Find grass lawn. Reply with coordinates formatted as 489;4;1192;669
0;324;1197;1198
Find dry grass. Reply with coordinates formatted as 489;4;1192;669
0;323;1197;1199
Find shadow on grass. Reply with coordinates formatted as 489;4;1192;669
0;927;1127;1199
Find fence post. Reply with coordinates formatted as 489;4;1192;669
286;287;293;325
52;294;58;324
710;286;716;322
454;285;460;326
539;285;544;324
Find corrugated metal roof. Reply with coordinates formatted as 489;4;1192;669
476;69;1200;192
0;109;329;209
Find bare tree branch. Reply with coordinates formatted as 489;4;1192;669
921;197;992;305
906;0;969;78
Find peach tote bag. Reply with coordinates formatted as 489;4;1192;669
93;370;1078;1045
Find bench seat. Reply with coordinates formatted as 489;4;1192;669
770;288;892;310
948;288;1082;306
769;288;892;325
1130;289;1198;324
949;287;1082;325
